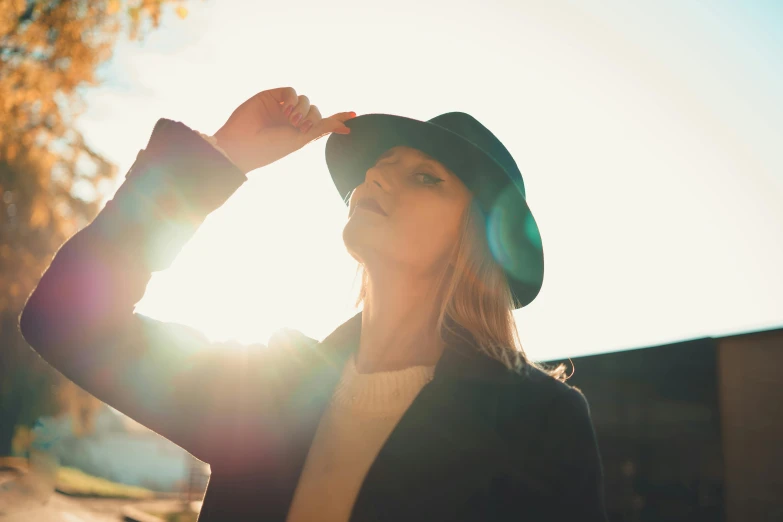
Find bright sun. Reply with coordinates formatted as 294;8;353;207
133;150;361;348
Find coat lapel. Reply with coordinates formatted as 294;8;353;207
271;313;363;519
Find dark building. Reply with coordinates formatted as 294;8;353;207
547;327;783;522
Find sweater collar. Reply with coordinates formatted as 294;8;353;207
330;352;435;414
315;312;519;385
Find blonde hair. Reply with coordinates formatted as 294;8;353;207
353;196;568;381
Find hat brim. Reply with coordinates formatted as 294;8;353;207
325;113;544;309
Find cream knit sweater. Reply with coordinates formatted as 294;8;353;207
198;131;436;519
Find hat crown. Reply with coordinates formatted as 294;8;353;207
427;112;525;198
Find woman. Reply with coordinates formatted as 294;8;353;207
19;87;608;521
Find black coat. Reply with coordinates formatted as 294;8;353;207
19;118;608;521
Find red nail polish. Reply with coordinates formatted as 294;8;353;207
291;113;302;125
284;105;293;117
300;121;312;133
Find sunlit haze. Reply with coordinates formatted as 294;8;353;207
77;0;783;361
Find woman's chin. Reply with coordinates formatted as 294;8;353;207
343;221;380;264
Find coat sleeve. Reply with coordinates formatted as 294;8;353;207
18;118;297;465
546;387;609;521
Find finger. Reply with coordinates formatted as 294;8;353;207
333;111;357;124
297;105;322;134
290;95;311;127
310;112;356;138
331;111;357;132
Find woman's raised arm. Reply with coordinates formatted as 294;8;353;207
18;88;354;464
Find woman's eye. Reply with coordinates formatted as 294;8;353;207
414;173;443;186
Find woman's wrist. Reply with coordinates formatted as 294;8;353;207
196;131;241;171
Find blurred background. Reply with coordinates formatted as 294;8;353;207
1;0;781;520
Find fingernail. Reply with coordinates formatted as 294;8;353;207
291;113;302;125
334;127;351;135
349;112;356;117
284;105;293;117
300;120;313;133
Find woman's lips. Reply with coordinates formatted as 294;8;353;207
356;198;387;216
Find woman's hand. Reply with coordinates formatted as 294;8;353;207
213;87;354;174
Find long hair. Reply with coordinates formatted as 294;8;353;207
352;196;568;381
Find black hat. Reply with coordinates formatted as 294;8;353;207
324;112;544;309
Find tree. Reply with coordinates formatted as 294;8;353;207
0;0;191;456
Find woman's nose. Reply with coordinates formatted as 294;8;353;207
364;164;391;191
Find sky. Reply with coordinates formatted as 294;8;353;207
75;0;783;361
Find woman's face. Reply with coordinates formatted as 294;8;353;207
343;146;473;277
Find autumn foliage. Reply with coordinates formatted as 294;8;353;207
0;0;190;455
